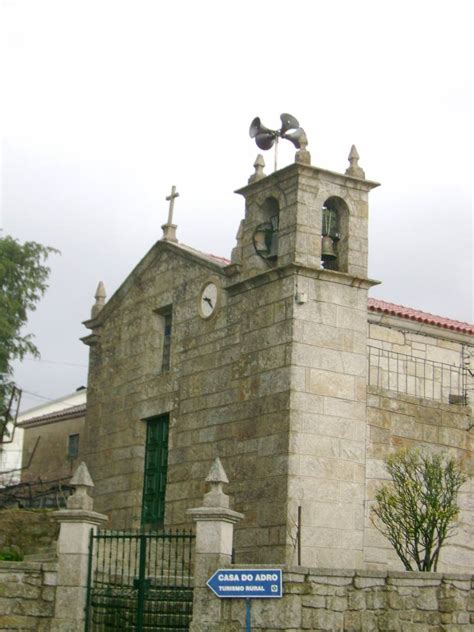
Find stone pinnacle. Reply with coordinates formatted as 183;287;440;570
206;456;229;485
70;462;94;488
248;154;266;183
91;281;106;319
345;144;365;179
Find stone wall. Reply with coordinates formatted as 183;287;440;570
367;321;472;404
365;386;473;573
82;243;296;564
204;567;473;631
0;510;59;559
287;270;370;570
0;561;57;630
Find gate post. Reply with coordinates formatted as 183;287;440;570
187;457;243;632
51;462;107;632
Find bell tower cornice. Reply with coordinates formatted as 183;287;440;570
224;261;380;295
235;161;380;198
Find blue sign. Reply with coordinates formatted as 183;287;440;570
207;568;283;599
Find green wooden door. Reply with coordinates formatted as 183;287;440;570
141;414;169;527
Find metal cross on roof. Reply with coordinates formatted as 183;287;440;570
161;185;179;242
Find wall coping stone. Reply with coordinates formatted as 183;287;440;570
306;568;356;578
387;570;444;579
442;573;474;581
280;566;474;582
52;508;108;525
223;565;474;582
188;506;244;524
355;570;388;578
0;560;57;572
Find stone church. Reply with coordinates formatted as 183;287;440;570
79;142;474;573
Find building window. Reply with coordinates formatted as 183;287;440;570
141;414;169;527
156;306;173;373
68;434;80;459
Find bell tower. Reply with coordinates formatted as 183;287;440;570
231;144;377;280
227;139;380;568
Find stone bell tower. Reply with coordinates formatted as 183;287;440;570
227;141;379;568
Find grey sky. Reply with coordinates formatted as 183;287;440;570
2;0;472;412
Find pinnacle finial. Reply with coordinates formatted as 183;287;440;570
91;281;106;318
206;456;229;485
203;457;230;508
70;462;94;488
295;130;311;165
248;154;266;183
345;144;365;179
67;462;94;510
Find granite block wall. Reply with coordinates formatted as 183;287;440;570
365;387;473;573
202;567;474;631
0;562;57;631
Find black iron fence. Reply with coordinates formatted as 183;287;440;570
368;346;469;404
86;529;195;632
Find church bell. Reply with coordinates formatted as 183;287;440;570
321;235;337;261
268;231;279;260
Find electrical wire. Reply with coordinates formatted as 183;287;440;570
21;390;56;402
21;358;87;368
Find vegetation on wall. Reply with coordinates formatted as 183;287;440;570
0;508;59;559
372;448;466;572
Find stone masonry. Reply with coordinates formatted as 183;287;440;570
0;561;57;631
205;567;474;631
80;149;474;572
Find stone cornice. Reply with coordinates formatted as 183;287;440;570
225;263;379;295
52;509;108;526
235;161;380;197
187;506;244;524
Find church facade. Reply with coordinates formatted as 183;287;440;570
80;147;473;573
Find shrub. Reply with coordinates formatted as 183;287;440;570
371;448;466;571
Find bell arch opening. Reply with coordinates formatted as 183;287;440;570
321;196;349;272
253;196;280;261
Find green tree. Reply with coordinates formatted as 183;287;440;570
372;448;466;571
0;235;59;413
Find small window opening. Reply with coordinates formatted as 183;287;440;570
160;308;173;372
68;434;80;459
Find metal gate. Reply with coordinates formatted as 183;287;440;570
85;529;195;631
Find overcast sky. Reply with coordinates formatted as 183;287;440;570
2;0;472;412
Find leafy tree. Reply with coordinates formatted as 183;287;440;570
372;448;466;571
0;235;59;414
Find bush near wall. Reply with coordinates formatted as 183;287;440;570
0;510;59;559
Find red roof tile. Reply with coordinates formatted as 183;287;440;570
19;404;87;427
205;253;231;265
368;299;474;334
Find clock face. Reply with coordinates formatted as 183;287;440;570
200;282;218;318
